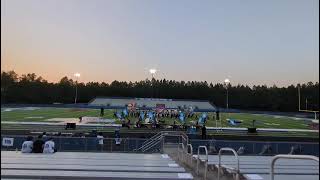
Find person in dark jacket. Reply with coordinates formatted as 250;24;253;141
33;135;45;153
100;108;104;117
201;125;207;140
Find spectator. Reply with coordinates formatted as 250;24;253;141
201;125;207;139
97;132;104;151
100;107;104;117
42;132;48;141
196;121;200;131
173;120;177;130
21;136;34;153
115;129;121;146
121;120;126;127
115;138;121;146
33;135;45;153
115;127;120;138
43;137;57;153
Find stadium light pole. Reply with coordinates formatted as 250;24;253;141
149;69;157;98
224;79;231;109
74;73;80;104
298;85;301;111
305;98;308;110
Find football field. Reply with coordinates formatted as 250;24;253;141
1;107;314;129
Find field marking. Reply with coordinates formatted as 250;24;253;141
25;117;44;119
1;109;102;121
264;123;280;126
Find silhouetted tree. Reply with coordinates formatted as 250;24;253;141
1;71;319;112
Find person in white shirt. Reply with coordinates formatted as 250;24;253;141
43;137;56;153
21;136;33;153
97;132;104;151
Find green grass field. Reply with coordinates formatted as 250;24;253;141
0;107;314;130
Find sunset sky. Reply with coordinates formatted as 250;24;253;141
1;0;319;87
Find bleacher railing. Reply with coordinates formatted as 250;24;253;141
186;144;193;166
133;131;189;153
1;135;318;156
178;143;185;162
270;154;319;180
197;146;208;179
217;147;240;180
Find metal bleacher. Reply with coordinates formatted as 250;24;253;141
1;151;194;180
179;144;319;180
89;97;215;111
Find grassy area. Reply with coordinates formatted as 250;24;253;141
1;107;313;130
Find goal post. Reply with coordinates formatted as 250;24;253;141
297;86;319;120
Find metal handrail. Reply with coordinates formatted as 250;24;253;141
197;146;208;179
134;132;164;151
218;147;240;180
144;131;189;150
141;135;163;152
135;131;189;153
141;132;162;144
186;144;193;166
270;155;319;180
142;135;164;152
143;131;162;145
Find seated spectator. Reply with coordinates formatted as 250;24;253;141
43;137;57;153
42;132;48;141
33;135;45;153
21;136;34;153
42;132;47;138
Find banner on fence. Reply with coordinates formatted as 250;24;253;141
2;138;14;147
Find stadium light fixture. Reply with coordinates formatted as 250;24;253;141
149;69;157;79
224;78;231;109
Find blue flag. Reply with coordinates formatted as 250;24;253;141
140;112;145;120
122;109;128;117
179;112;185;123
202;113;207;119
198;117;204;125
116;112;122;119
148;112;154;123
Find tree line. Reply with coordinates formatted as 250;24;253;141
1;71;319;112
